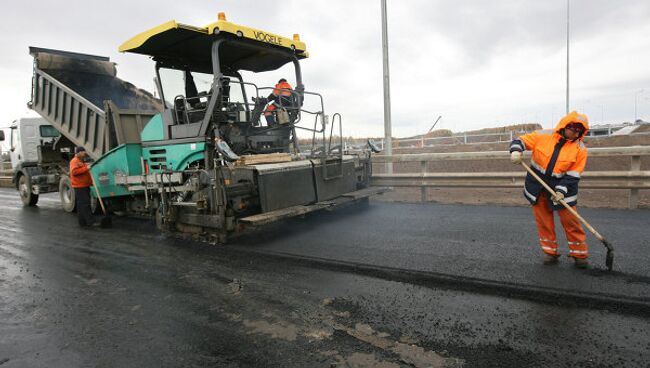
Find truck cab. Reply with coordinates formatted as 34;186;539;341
8;118;56;170
7;118;74;206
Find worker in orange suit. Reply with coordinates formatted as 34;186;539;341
264;78;293;126
69;146;96;227
510;111;590;268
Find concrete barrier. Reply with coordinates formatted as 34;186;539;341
372;146;650;209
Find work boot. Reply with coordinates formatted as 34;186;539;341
543;254;560;265
573;257;589;269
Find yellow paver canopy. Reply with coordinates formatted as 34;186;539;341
119;17;308;74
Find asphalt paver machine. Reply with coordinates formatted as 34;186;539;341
29;14;386;241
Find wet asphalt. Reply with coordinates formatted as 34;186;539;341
0;188;649;367
233;200;650;302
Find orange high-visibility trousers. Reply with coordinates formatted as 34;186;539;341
532;194;589;259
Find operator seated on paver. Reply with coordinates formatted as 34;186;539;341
263;78;293;126
69;147;97;227
510;111;590;269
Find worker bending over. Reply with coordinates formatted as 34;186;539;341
510;111;590;268
69;147;97;227
264;78;293;126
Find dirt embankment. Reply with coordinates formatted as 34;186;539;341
374;135;650;209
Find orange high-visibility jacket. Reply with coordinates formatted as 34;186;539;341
69;156;92;188
510;111;590;208
265;81;293;115
272;81;293;97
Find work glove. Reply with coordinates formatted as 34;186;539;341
552;191;565;202
510;151;523;164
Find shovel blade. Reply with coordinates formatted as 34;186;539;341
605;250;614;271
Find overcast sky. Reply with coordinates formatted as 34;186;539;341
1;0;649;141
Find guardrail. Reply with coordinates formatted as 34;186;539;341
378;131;523;149
371;146;650;209
378;125;650;149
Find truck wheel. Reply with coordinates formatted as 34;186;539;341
90;196;104;215
59;176;76;212
18;174;39;206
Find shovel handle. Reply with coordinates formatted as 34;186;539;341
89;171;107;215
520;162;604;241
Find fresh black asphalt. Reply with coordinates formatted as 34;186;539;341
1;188;648;367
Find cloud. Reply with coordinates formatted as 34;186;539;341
1;0;649;142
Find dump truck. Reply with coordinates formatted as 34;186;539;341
25;14;386;241
7;47;161;210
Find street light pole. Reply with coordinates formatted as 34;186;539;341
565;0;570;115
635;89;644;122
380;0;393;173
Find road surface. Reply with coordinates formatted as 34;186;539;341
0;188;649;367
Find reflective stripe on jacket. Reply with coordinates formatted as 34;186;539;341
69;156;92;188
509;111;589;209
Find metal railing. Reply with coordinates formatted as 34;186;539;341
378;124;650;149
222;77;337;157
370;146;650;209
378;131;526;149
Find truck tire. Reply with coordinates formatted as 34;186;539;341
18;174;39;206
90;196;102;215
59;176;76;212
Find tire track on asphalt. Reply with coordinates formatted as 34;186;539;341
227;246;650;317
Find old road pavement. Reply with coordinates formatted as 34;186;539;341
1;187;649;367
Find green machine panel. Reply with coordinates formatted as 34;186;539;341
142;142;206;172
140;114;164;141
90;143;143;198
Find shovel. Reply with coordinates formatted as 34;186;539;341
90;172;112;228
521;162;614;271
